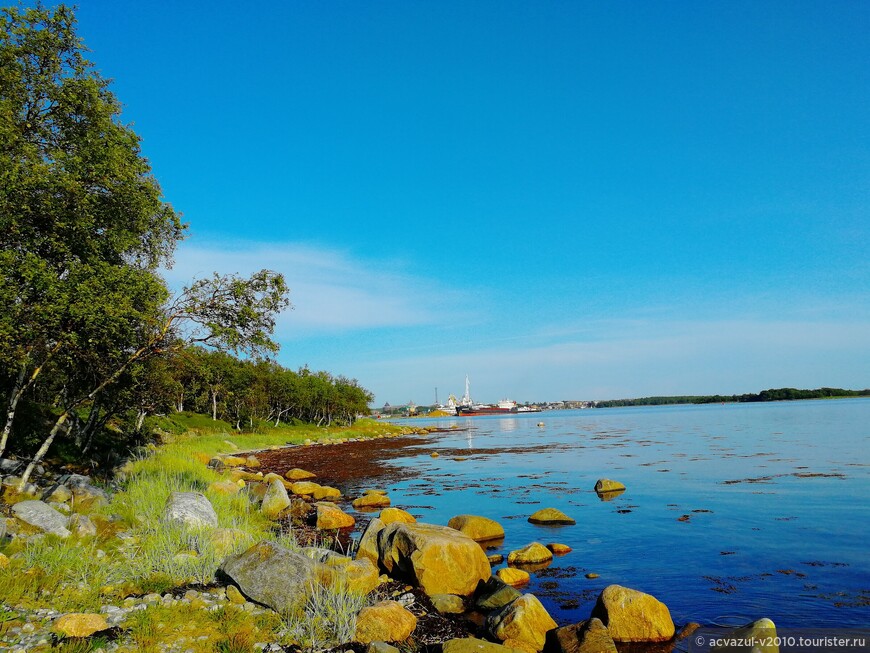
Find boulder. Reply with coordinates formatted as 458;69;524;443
448;514;505;542
219;541;333;614
431;593;465;614
379;507;416;525
444;638;526;653
54;613;109;638
313;485;342;500
594;479;625;495
377;522;491;596
488;554;505;565
507;543;553;566
290;481;322;497
546;543;572;555
473;577;522;611
161;492;218;529
222;456;247;467
261;479;291;519
208;481;242;496
356;518;385;565
544;618;617;653
353;493;391;509
285;468;316;481
498;567;530;587
487;593;558;652
590;584;674;642
245;456;261;468
339;557;381;595
528;508;575;525
712;618;778;653
354;600;417;643
316;504;356;530
12;500;71;538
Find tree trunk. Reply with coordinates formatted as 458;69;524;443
136;410;147;432
212;390;218;421
0;365;27;458
18;411;70;490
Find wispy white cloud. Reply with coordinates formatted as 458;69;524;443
359;318;870;403
161;238;472;332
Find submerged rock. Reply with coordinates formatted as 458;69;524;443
448;514;506;542
528;508;575;525
590;584;674;642
161;491;218;529
12;500;71;538
377;521;491;596
594;479;626;495
507;542;553;566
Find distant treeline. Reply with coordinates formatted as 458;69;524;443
595;387;870;408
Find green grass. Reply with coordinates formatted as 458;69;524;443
281;579;371;651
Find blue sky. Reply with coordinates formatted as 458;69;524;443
71;1;868;405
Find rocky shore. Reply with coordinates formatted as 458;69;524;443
0;428;778;652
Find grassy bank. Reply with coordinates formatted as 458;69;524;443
0;418;409;652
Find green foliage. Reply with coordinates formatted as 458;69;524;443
281;579;370;651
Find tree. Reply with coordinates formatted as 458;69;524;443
0;4;183;456
0;6;292;487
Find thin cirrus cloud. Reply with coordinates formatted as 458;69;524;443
160;239;465;332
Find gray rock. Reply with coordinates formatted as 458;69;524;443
431;593;465;614
0;458;21;474
161;491;218;529
11;500;71;538
220;541;331;614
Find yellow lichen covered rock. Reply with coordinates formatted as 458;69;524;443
339;558;380;595
354;600;417;643
356;517;385;565
590;584;675;642
380;507;416;525
497;567;530;587
486;593;557;652
447;515;505;542
377;522;491;596
290;481;321;497
316;504;355;530
313;485;342;500
594;479;626;494
222;456;247;468
208;480;241;495
507;543;553;566
54;613;109;638
285;468;316;481
527;508;575;525
261;479;291;519
546;543;572;555
353;493;391;509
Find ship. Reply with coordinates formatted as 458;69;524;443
455;376;518;415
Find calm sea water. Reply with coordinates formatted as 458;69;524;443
373;399;870;630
